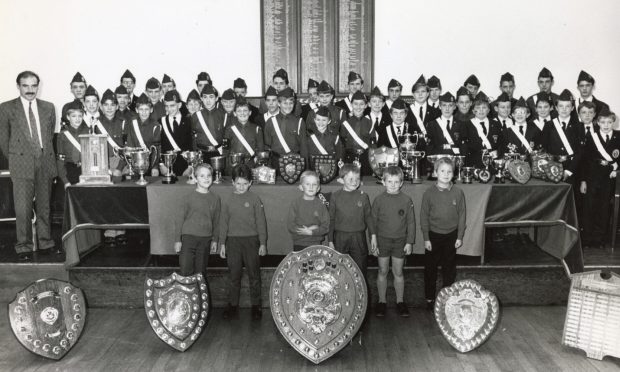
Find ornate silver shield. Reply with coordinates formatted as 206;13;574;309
8;279;86;360
434;279;499;353
144;272;209;352
311;155;338;184
279;154;305;184
270;245;367;364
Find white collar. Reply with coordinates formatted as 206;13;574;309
579;96;593;103
370;112;382;120
412;101;427;109
20;96;37;110
169;113;182;122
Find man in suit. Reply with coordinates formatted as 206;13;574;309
526;67;560;117
0;71;58;260
575;70;609;119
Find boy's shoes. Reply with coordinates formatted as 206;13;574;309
375;302;386;318
104;237;116;247
426;300;435;311
251;305;262;320
223;304;238;320
115;234;128;245
396;302;410;317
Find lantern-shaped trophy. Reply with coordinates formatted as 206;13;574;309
78;134;113;184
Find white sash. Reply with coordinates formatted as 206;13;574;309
94;121;121;150
231;125;255;156
196;111;219;146
132;119;147;149
387;125;398;148
437;117;459;154
342;120;369;150
552;118;574;156
161;117;181;152
310;134;328;155
591;132;613;162
471;119;493;150
344;96;352;112
63;131;81;152
271;117;291;154
510;125;532;153
410;104;428;136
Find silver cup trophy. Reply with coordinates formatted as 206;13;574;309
405;150;425;184
115;146;142;179
130;146;157;186
256;151;271;167
493;158;506;183
181;150;203;184
161;150;178;184
209;156;226;184
453;155;465;182
462;166;475;184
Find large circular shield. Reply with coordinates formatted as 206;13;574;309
270;245;367;364
144;272;209;352
8;279;86;360
434;279;500;353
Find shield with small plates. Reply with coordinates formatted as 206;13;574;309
312;155;338;184
531;152;551;179
434;279;500;353
368;146;399;178
507;160;531;184
270;245;367;364
543;161;564;183
144;272;209;352
279;154;306;184
8;279;86;360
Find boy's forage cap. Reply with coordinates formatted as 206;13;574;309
464;74;480;87
264;86;278;98
164;90;181;102
496;92;511;103
201;84;217;96
411;74;426;92
137;93;150;105
221;88;236;100
391;98;407;110
186;89;201;102
65;100;83;112
274;68;288;80
235;97;248;106
162;74;173;84
427;75;441;89
514;96;527;109
475;91;489;103
307;79;319;89
197;72;212;83
71;72;86;84
316;106;330;117
537;92;552;104
439;92;456;103
146;77;161;89
387;79;402;89
558;89;574;102
456;86;470;98
351;90;366;102
500;72;514;83
538;67;554;79
84;85;98;98
101;89;116;102
317;80;333;93
121;69;135;81
348;71;362;83
577;70;595;84
598;107;612;117
233;78;247;89
370;86;384;97
278;87;295;99
114;85;128;95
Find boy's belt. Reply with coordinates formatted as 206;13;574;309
598;159;612;166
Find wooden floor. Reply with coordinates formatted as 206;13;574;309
1;306;618;372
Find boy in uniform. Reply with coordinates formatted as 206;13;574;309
377;98;413;149
530;92;554;136
264;87;307;170
223;98;264;168
491;73;517;117
463;96;503;167
371;166;415;317
287;170;330;251
219;164;267;320
120;69;138;111
145;77;166;121
328;164;374;277
161;74;189;116
220;89;237;128
233;78;260;123
381;78;403;118
260;69;302;116
61;72;87;126
301;78;320;121
503;97;540;154
336;71;369;117
186;90;202;116
159;90;193;177
127;93;162;175
340;91;375;175
454;86;474;123
406;75;441;140
426;92;465;156
492;93;514;129
56;101;90;187
306;81;345;135
254;86;279;129
526;67;559;116
427;76;442;109
191;84;225;159
575;70;609;118
463;74;481;100
82;85;102;131
367;86;390;144
580;109;619;248
114;85;136;122
301;106;343;165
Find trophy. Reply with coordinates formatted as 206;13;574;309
181;150;203;184
131;146;157;186
78;134;113;184
399;133;418;180
229;152;247;169
161;150;178;184
368;146;399;183
453;155;465;183
351;148;365;169
405;150;425;184
209;156;226;184
255;151;271;167
478;150;492;183
462;166;475;184
493;158;506;183
115;146;142;180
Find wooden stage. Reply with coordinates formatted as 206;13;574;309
1;306;619;372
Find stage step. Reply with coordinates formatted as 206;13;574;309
0;263;68;303
68;265;582;308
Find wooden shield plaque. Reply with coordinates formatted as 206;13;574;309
270;245;367;364
312;155;338;184
507;160;531;184
434;279;500;353
279;154;305;184
8;279;86;360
